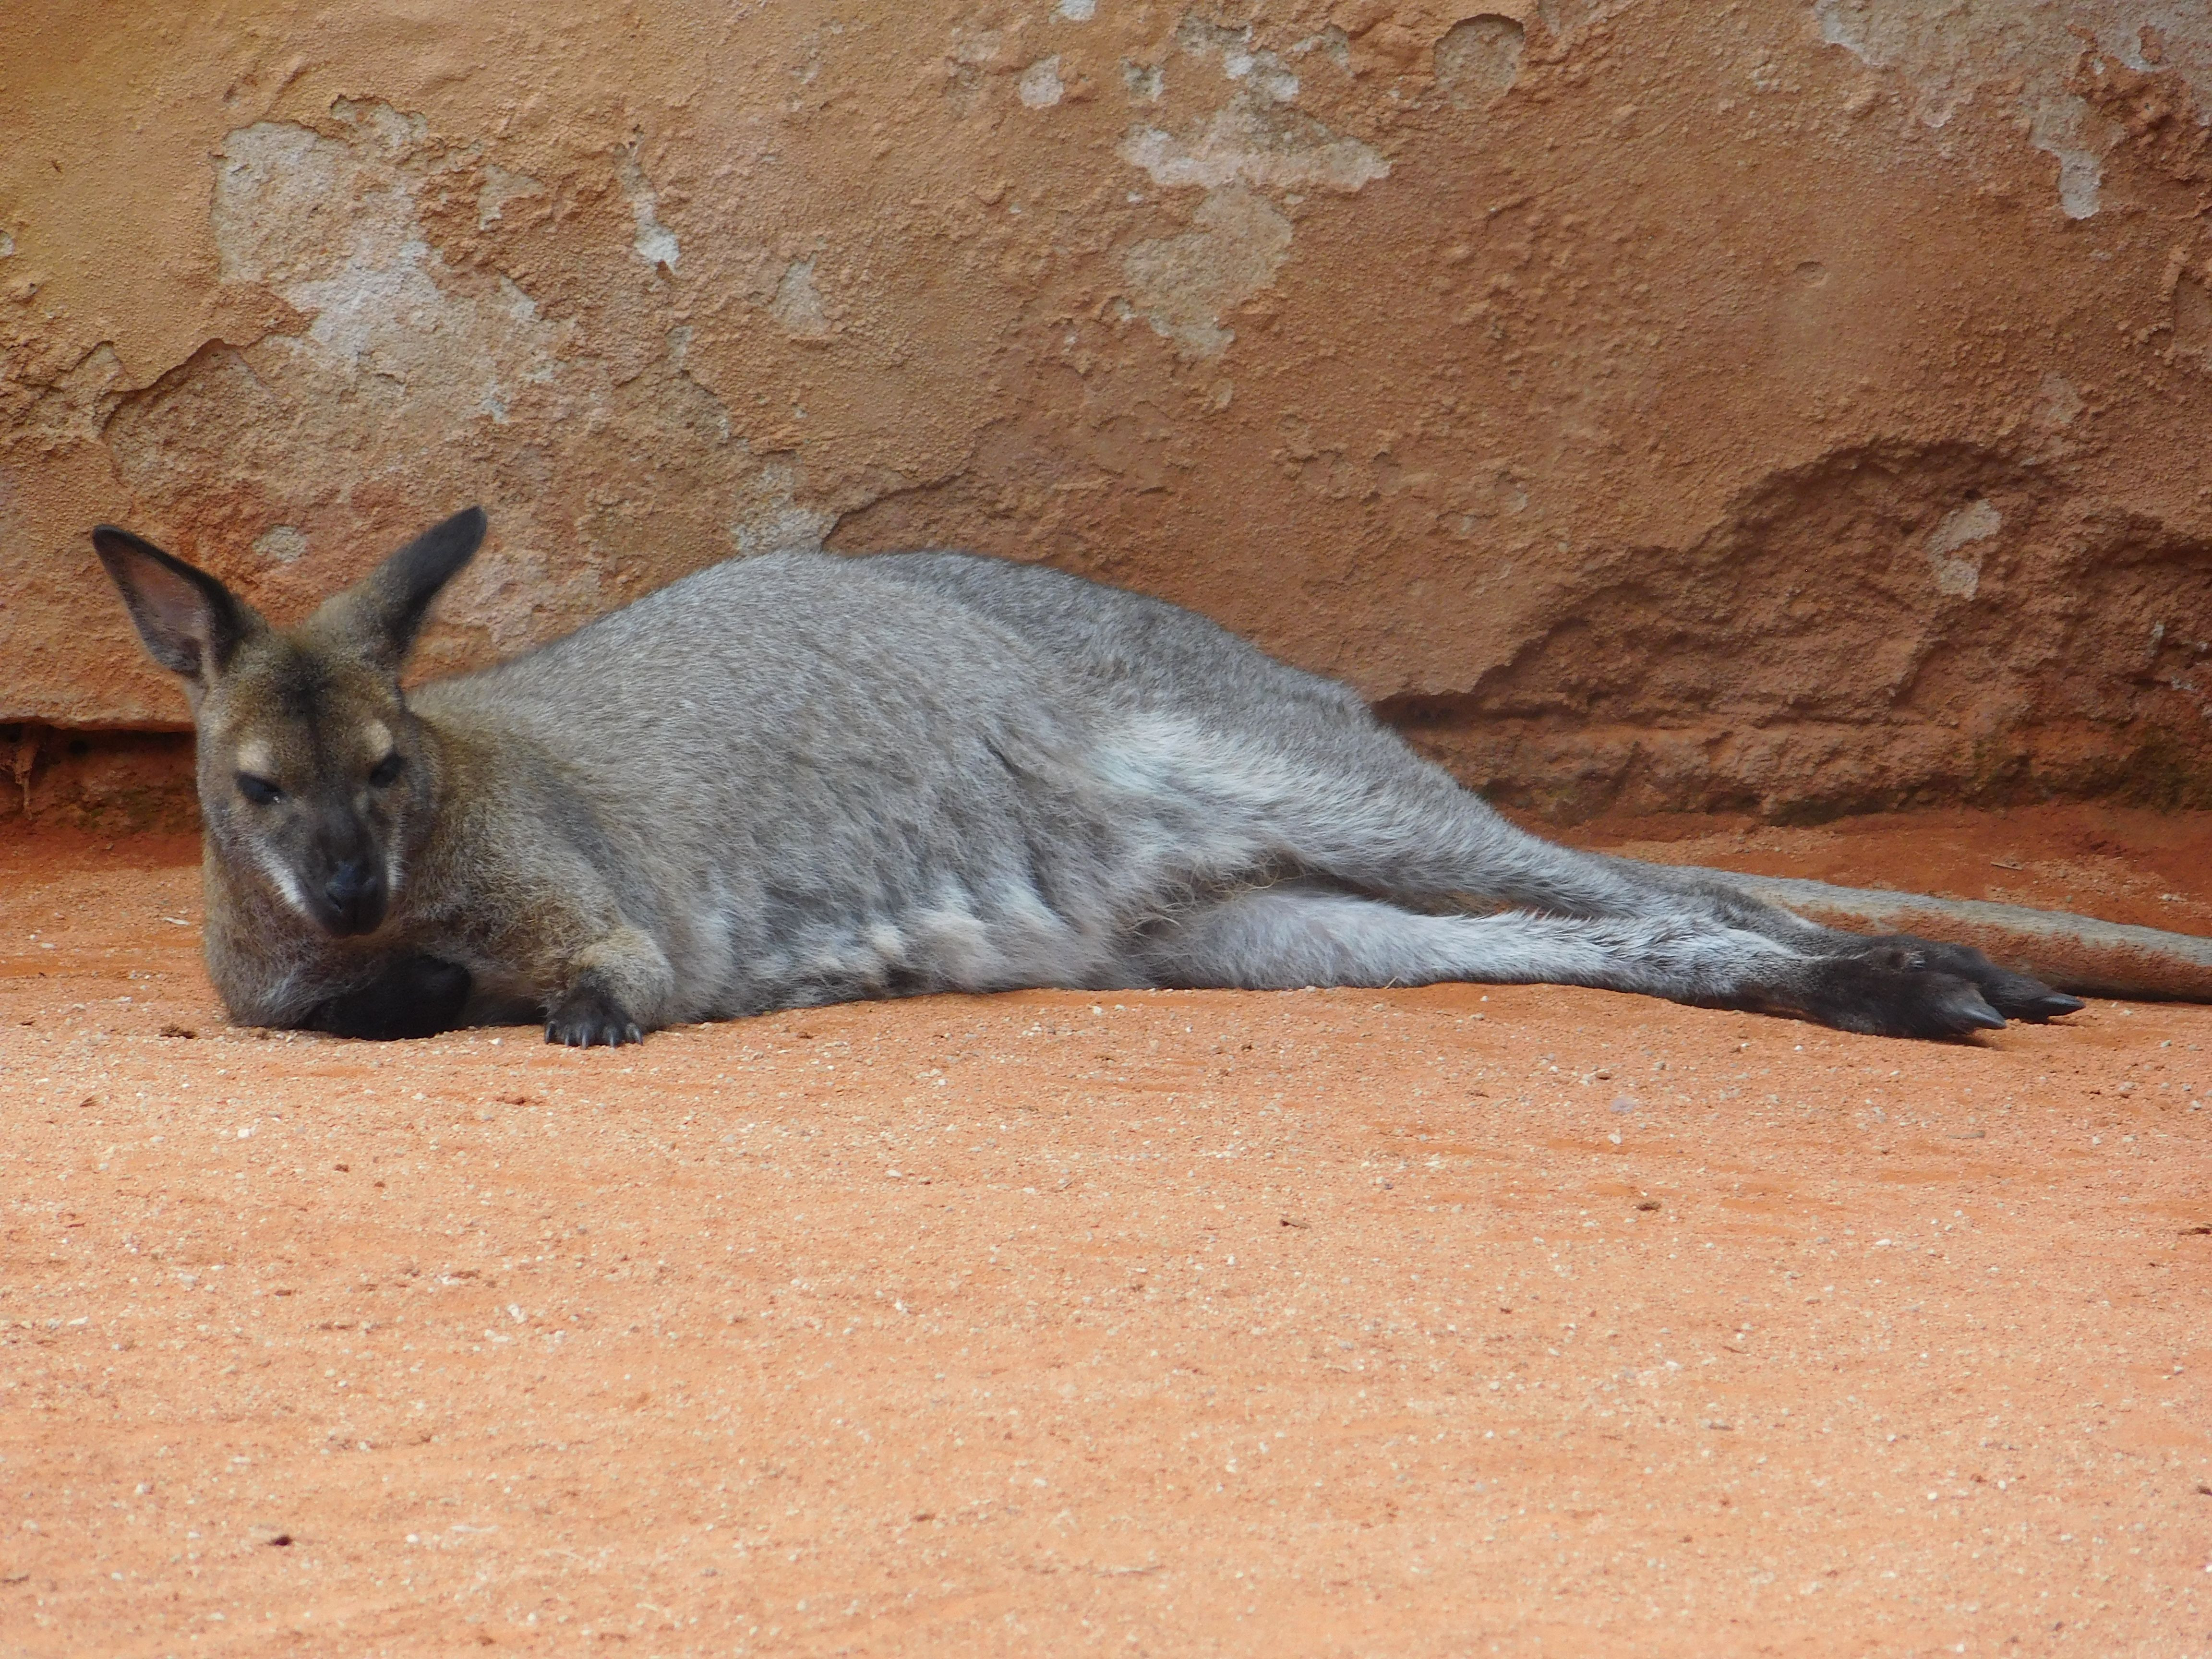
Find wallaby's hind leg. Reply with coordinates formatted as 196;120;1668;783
1129;887;2009;1039
1156;723;2078;1029
1563;856;2084;1022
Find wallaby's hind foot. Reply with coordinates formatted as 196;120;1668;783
1837;934;2084;1024
1778;951;2007;1040
305;954;473;1041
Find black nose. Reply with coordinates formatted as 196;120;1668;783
324;860;385;934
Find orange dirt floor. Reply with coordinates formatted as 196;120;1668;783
2;806;2209;1658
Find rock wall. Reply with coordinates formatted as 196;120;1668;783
4;0;2211;826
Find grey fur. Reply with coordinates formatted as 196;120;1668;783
95;510;2162;1046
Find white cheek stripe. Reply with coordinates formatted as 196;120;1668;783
249;839;317;923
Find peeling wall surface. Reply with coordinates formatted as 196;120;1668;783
4;0;2212;820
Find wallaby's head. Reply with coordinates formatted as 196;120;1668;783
92;508;487;938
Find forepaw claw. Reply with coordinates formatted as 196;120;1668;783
545;980;646;1047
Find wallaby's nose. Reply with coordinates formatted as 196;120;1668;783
323;860;385;935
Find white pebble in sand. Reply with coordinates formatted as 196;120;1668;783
1610;1095;1640;1114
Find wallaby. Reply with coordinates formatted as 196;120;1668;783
90;508;2212;1046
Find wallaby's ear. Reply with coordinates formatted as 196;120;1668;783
91;526;258;688
315;507;487;671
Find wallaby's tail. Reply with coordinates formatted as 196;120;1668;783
1678;868;2212;1002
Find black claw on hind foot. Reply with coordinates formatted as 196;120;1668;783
545;978;646;1047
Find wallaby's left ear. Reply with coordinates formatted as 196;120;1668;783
313;506;487;671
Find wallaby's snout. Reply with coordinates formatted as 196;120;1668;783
319;856;386;937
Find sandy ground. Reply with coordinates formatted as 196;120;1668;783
2;806;2208;1658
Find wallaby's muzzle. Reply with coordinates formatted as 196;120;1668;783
318;858;386;937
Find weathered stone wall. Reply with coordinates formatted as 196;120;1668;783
5;0;2211;826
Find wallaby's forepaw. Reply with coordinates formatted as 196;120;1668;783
305;954;472;1041
1793;951;2008;1040
1845;933;2085;1023
545;976;646;1047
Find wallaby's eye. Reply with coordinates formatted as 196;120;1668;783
237;774;284;806
368;753;406;788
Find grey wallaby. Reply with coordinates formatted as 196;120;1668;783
91;508;2212;1046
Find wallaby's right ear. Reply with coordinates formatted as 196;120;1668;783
90;527;257;687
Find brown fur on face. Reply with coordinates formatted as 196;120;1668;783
194;632;430;934
93;512;481;940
